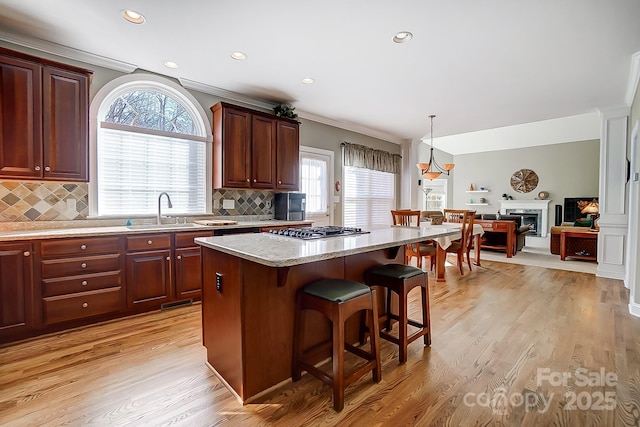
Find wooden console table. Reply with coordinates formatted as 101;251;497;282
474;219;516;258
560;230;598;261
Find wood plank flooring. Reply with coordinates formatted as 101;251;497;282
1;260;640;426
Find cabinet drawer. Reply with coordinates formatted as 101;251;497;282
40;237;121;257
126;234;171;251
175;231;214;248
42;271;122;297
41;254;121;278
43;287;123;325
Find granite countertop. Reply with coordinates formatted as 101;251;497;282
195;224;462;267
0;219;314;242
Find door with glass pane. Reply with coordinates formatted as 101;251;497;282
300;147;333;227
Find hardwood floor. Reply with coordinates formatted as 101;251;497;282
2;260;640;426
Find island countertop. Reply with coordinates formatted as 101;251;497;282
195;224;463;267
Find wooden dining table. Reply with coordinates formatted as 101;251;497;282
427;223;485;282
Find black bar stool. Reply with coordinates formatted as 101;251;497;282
364;263;431;364
292;279;381;411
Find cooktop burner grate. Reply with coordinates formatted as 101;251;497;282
267;226;369;240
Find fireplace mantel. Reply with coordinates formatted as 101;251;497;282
500;199;551;237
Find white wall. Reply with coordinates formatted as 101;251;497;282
449;140;600;231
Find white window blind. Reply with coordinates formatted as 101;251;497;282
300;156;327;214
343;166;395;230
97;124;206;215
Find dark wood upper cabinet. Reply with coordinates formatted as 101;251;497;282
211;102;299;190
276;120;300;190
0;47;92;182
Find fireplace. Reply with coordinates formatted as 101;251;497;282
506;210;540;236
500;199;551;237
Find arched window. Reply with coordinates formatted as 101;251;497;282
92;75;209;217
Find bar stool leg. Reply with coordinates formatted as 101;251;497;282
332;304;345;411
421;285;431;346
369;291;382;382
398;287;409;364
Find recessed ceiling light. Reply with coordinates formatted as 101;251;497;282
302;78;314;84
230;52;247;60
164;61;179;69
122;9;145;24
393;31;413;43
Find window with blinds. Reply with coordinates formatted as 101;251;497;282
343;166;395;230
96;85;207;216
300;156;327;214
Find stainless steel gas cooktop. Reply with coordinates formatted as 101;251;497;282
267;226;369;240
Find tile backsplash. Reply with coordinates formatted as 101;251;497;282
0;181;274;222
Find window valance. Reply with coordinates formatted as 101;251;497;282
341;142;402;174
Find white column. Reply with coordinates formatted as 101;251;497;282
596;105;630;280
400;139;421;209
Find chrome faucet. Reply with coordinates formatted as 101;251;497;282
157;192;173;224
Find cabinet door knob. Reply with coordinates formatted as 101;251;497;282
166;256;171;261
35;166;41;171
82;302;88;308
44;166;51;172
147;240;153;245
278;180;282;184
80;244;87;250
246;178;250;182
81;280;88;286
253;179;256;182
81;262;87;269
177;255;182;260
23;251;31;257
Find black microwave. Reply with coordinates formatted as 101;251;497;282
274;193;306;221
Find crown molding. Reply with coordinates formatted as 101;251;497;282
295;110;404;145
179;79;404;144
626;51;640;107
178;78;276;111
0;31;137;73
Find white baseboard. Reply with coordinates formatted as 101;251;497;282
629;301;640;318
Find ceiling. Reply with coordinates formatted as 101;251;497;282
0;1;639;154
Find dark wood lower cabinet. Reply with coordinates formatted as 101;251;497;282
126;249;172;309
175;247;203;299
0;242;34;339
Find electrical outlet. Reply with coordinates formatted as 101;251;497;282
216;273;223;293
222;199;235;209
266;200;272;209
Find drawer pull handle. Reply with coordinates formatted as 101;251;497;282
80;244;87;250
45;166;51;172
82;302;88;308
148;240;153;245
35;166;41;171
81;280;88;286
166;256;171;261
177;255;182;260
81;263;87;269
23;251;31;257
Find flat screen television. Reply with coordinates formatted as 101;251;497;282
563;197;598;223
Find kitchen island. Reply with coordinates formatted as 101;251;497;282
195;225;462;403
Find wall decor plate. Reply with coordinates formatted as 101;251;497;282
510;169;539;193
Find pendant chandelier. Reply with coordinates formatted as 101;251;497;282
416;114;454;180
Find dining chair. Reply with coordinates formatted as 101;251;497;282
443;209;467;223
444;210;476;274
391;210;436;270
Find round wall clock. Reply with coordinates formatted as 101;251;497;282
510;169;539;193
